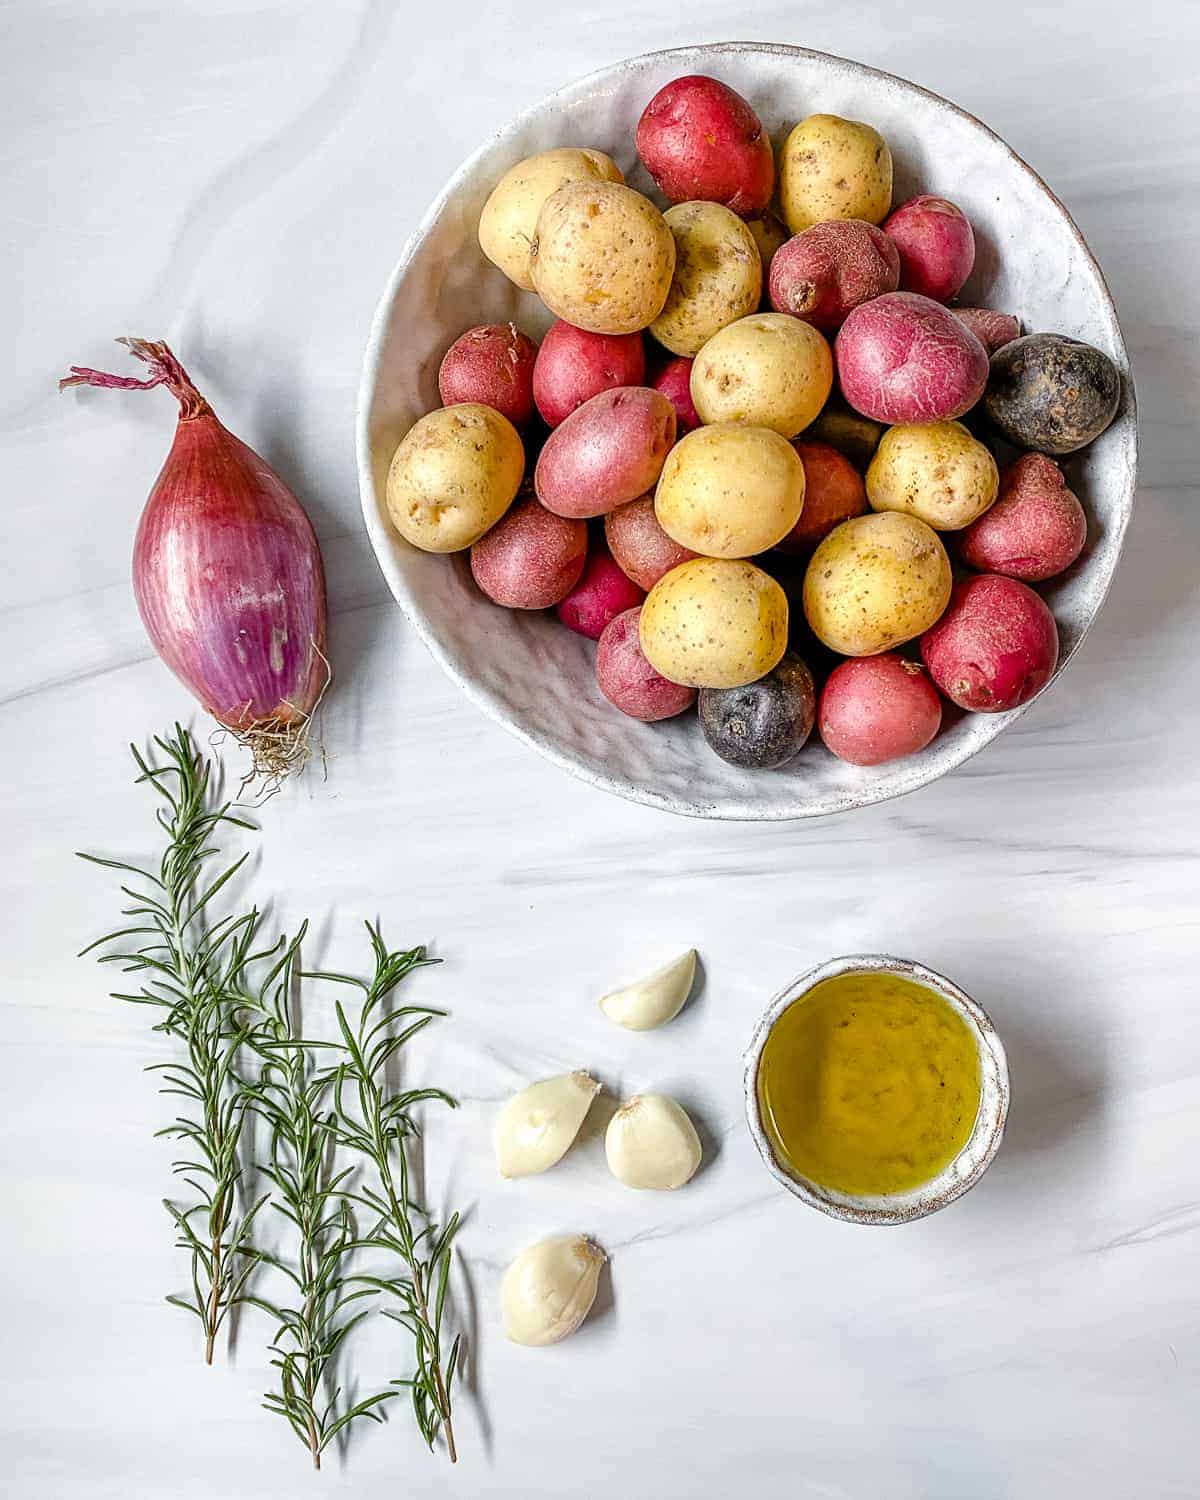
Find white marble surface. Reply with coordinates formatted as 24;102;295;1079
3;4;1197;1497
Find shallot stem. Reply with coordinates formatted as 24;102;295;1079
59;337;211;419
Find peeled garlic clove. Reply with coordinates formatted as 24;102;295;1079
605;1093;702;1190
494;1070;600;1178
599;949;696;1032
502;1235;606;1346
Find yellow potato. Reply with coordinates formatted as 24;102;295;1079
746;213;789;278
690;313;833;437
640;558;788;689
531;181;675;335
802;512;951;656
386;404;523;554
778;114;893;233
650;202;762;357
867;421;1000;531
655;424;805;558
478;147;624;291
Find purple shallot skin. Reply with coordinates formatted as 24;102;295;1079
60;339;328;754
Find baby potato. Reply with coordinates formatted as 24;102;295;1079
746;213;789;278
650;202;762;357
386;404;524;554
802;511;951;657
867;421;999;531
478;147;623;291
778;114;893;234
690;312;833;437
531;181;675;335
640;558;788;689
655;424;805;558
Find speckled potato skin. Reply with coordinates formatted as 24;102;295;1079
802;511;952;656
689;312;834;437
535;386;676;518
984;333;1121;455
866;420;999;531
767;219;899;330
478;148;623;291
951;307;1021;353
469;497;587;608
778;114;893;234
960;452;1087;580
655;423;805;558
596;606;698;721
531;181;676;335
698;652;816;768
746;213;789;278
777;441;867;553
386;404;524;554
438;323;539;425
807;404;884;468
604;495;697;590
650;202;762;357
921;573;1059;712
640;558;789;689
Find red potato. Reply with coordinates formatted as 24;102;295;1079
652;356;701;434
469;497;587;609
535;387;676;518
605;496;697;590
768;220;900;330
884;195;975;302
557;546;645;639
960;453;1087;581
636;75;775;218
951;307;1021;353
921;574;1059;712
776;441;868;553
532;321;646;427
596;606;698;720
835;291;989;424
438;323;538;425
819;654;943;765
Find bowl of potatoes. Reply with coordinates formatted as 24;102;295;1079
358;42;1136;820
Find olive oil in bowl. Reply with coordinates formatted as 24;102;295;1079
745;957;1008;1223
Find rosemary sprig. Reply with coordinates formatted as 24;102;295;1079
83;727;465;1466
242;929;397;1468
80;726;268;1363
312;926;462;1462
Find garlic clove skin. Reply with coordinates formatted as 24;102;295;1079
494;1071;600;1179
502;1235;606;1346
605;1093;702;1190
599;949;697;1032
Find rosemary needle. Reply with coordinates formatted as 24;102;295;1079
82;727;466;1466
79;725;269;1363
311;927;462;1462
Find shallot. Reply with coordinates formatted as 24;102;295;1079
60;339;329;782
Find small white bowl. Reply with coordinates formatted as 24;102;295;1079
743;954;1009;1224
358;42;1137;821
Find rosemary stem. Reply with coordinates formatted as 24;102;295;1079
366;1078;457;1461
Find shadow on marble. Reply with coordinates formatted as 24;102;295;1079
451;1210;494;1460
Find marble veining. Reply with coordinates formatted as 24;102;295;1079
2;3;1198;1498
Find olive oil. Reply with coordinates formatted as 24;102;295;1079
756;971;981;1197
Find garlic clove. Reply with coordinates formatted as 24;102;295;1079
494;1071;600;1178
605;1093;702;1190
502;1235;606;1346
599;949;697;1032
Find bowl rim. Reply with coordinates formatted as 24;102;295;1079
742;953;1010;1224
356;41;1138;822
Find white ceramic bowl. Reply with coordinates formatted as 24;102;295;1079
743;955;1010;1224
358;42;1137;821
